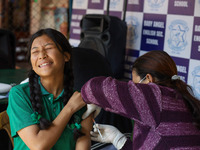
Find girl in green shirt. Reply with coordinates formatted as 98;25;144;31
7;28;93;150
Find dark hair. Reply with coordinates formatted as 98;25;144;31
27;28;83;140
132;50;200;129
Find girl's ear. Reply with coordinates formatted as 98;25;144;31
64;52;71;62
146;73;154;83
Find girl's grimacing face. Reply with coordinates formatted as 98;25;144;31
30;35;69;78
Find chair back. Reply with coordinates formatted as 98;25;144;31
0;29;16;69
0;110;13;147
72;47;113;91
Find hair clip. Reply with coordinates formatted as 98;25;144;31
171;75;180;80
70;123;82;130
31;112;42;123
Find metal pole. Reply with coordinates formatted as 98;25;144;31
107;0;110;15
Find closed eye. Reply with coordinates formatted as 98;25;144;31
31;50;39;54
45;45;56;50
45;47;52;50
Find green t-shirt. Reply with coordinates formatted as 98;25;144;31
7;81;86;150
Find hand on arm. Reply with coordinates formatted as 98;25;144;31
17;91;86;150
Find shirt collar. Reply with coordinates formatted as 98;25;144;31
38;78;64;99
38;78;49;95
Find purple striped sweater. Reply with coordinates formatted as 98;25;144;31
81;77;200;150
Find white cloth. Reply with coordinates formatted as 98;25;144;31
82;104;101;119
0;83;12;93
20;78;29;84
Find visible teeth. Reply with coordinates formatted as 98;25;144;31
40;63;51;67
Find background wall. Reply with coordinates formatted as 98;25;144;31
0;0;69;64
69;0;200;100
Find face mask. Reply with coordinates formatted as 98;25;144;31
139;76;146;83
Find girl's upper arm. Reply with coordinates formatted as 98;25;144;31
7;86;35;137
75;114;93;150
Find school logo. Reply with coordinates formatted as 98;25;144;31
168;20;189;54
192;66;200;99
110;0;120;9
147;0;165;9
126;16;139;48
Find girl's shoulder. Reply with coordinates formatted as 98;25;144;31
9;82;30;95
12;82;29;89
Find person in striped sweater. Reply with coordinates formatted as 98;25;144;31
80;50;200;150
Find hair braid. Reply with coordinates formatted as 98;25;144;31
28;70;51;129
63;61;85;140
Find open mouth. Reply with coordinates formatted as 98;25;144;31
39;62;53;68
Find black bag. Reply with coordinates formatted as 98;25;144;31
0;29;16;69
78;0;127;79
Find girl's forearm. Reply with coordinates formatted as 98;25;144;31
18;105;74;150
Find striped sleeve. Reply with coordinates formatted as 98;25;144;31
81;76;162;127
121;139;132;150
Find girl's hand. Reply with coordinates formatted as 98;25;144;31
66;91;86;113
